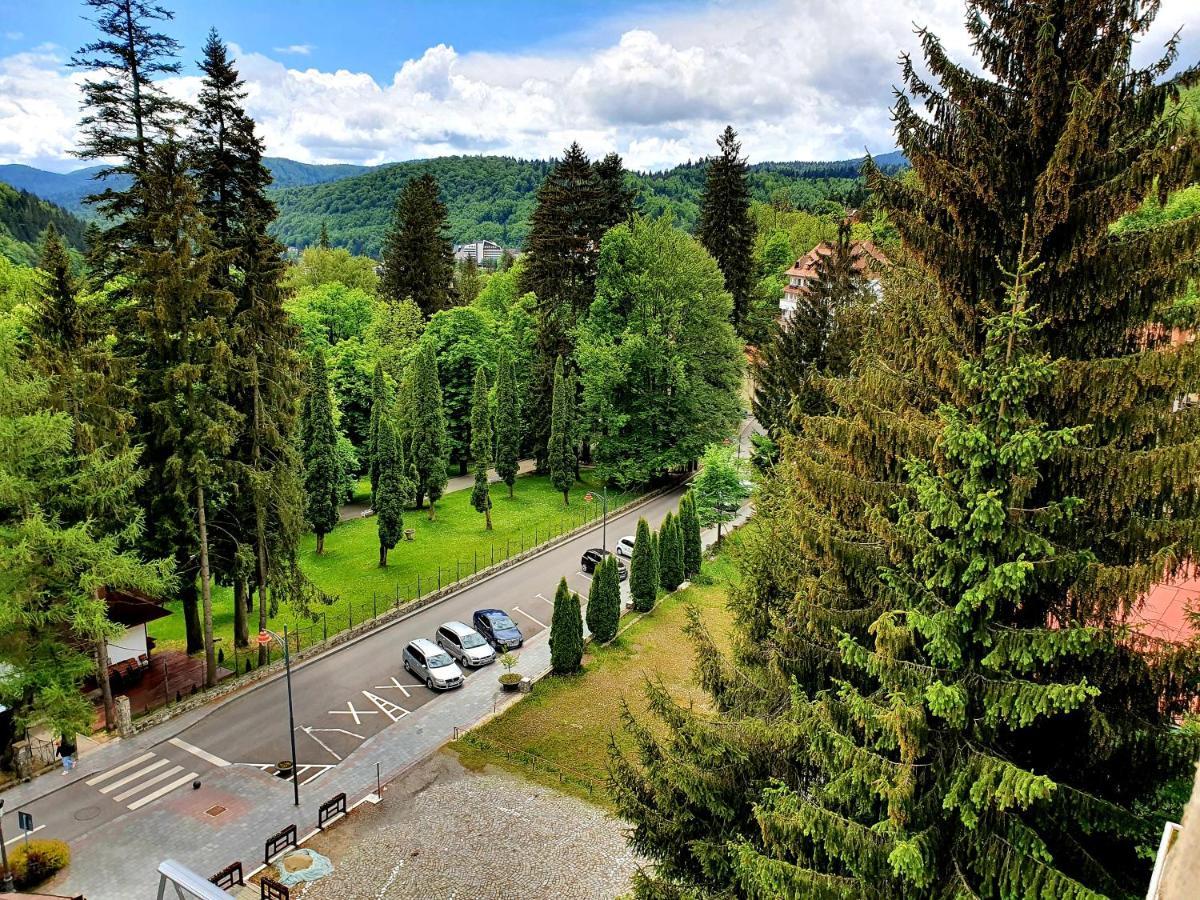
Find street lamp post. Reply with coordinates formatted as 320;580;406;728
585;485;610;549
257;627;299;807
0;799;14;892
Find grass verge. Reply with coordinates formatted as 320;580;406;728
451;544;738;809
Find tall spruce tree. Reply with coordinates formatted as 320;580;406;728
300;349;340;555
374;419;403;567
611;3;1200;895
697;126;755;337
317;222;330;249
679;492;702;579
367;361;387;507
519;143;605;467
549;576;583;675
470;366;494;530
658;513;684;592
409;342;449;519
593;152;636;232
629;517;658;613
493;345;521;497
547;354;575;504
380;173;456;317
586;555;621;644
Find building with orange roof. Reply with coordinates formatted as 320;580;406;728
779;239;890;317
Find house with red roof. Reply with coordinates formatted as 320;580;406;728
779;239;890;317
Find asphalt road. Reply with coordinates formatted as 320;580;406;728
14;481;690;846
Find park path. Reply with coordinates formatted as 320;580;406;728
338;457;537;521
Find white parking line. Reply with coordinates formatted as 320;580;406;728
577;570;593;580
329;701;379;725
512;605;547;629
300;727;346;761
169;736;230;767
374;676;414;697
533;593;552;604
362;690;409;722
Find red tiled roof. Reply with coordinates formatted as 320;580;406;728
784;240;890;282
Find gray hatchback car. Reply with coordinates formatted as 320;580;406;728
402;637;464;690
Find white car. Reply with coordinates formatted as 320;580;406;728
435;621;496;668
615;536;636;558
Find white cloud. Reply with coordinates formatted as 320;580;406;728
273;44;313;56
4;32;24;41
0;0;1197;173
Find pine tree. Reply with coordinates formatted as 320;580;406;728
697;126;755;337
586;555;622;644
70;0;187;270
679;492;702;579
547;354;575;504
593;151;636;232
318;222;330;249
300;348;340;555
455;256;483;304
132;141;240;689
470;366;494;530
409;342;448;520
629;517;658;613
367;361;387;507
374;419;403;567
519;143;604;466
380;173;456;317
493;344;521;497
549;576;583;674
658;513;684;592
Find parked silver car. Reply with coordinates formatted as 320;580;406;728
435;621;496;668
402;637;464;690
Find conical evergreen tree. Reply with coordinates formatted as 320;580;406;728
367;361;387;507
519;143;604;466
493;345;521;497
679;492;702;579
409;342;449;519
380;173;456;317
697;126;755;337
549;576;583;675
470;366;494;530
593;151;636;232
629;517;658;613
374;419;403;567
317;222;330;249
658;513;684;592
586;555;622;644
300;348;340;555
547;354;575;504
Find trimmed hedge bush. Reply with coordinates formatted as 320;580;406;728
9;838;70;889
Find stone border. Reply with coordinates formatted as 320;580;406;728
131;480;682;733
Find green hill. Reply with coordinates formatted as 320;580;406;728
269;151;908;256
0;183;88;267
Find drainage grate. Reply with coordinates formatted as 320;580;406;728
205;805;227;817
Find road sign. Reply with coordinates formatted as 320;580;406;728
16;811;31;832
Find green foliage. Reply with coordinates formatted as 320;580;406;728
380;172;456;317
577;217;743;486
374;418;406;566
658;512;685;592
421;305;497;473
547;355;575;503
549;576;583;674
493;344;521;497
679;492;702;578
586;555;622;644
408;342;448;517
698;127;756;336
8;838;71;889
300;348;341;550
629;517;658;613
367;361;387;507
0;184;86;267
283;245;379;295
470;366;493;528
692;443;748;527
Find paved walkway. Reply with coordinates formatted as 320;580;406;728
338;458;537;521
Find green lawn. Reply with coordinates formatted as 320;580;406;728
451;546;738;808
148;471;634;658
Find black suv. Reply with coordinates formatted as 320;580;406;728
581;548;628;580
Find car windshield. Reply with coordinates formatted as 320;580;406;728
489;614;517;631
461;633;487;650
428;652;454;668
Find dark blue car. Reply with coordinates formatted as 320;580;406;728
473;609;524;652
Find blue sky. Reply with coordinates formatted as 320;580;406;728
2;0;1197;172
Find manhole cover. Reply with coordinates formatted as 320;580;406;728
74;806;100;821
205;805;227;818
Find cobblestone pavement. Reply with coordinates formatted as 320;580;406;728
293;751;643;900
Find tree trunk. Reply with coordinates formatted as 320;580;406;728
508;482;514;499
179;563;203;655
253;374;271;667
379;544;388;567
415;489;425;509
316;531;325;555
197;485;217;688
428;501;436;521
458;457;468;476
563;490;570;506
94;635;115;732
233;577;248;648
485;506;493;530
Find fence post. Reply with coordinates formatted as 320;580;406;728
323;612;327;642
373;592;377;620
417;574;422;598
506;538;510;559
535;526;538;544
295;629;301;653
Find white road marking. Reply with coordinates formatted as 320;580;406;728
113;764;183;802
533;593;552;604
168;736;229;767
300;726;346;761
374;676;413;697
126;771;198;810
362;690;409;722
329;701;378;725
306;727;365;739
577;570;593;581
98;757;170;794
84;751;156;786
512;606;547;629
4;825;44;846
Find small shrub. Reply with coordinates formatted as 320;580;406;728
9;839;70;889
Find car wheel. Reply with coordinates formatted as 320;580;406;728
403;660;410;673
426;676;434;690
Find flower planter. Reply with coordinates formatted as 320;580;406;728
498;673;522;692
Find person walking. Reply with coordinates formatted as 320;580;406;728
57;732;77;775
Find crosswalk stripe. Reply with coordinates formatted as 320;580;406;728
112;764;183;802
168;736;229;767
98;757;170;794
84;751;156;786
126;771;198;810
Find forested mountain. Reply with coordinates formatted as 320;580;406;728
269;150;908;255
262;157;376;187
0;183;88;266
